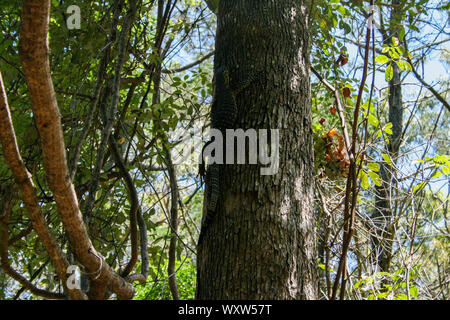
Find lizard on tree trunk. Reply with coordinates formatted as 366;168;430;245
198;66;261;244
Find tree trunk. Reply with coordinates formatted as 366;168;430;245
372;0;403;272
196;0;317;299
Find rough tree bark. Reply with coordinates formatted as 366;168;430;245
197;0;318;299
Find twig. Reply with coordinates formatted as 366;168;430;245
311;66;352;159
404;39;450;113
331;0;373;299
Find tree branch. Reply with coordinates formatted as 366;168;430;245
164;143;180;300
1;206;65;300
404;39;450;113
331;2;373;298
108;134;148;280
18;0;134;300
0;71;87;300
120;51;214;86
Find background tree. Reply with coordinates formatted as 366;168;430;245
311;0;449;299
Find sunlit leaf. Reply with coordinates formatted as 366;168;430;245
376;55;389;64
361;171;369;189
385;64;393;81
382;153;393;166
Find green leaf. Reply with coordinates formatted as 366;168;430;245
395;46;404;56
367;171;382;187
382;153;393;166
377;291;390;298
390;50;400;60
362;101;374;111
376;55;389;64
399;27;406;40
395;59;412;71
385;64;394;81
337;5;346;15
368;113;379;126
410;286;419;298
394;293;408;300
431;170;443;178
361;171;370;189
367;162;380;172
413;182;425;193
384;122;393;135
354;279;364;289
375;129;382;139
408;24;420;32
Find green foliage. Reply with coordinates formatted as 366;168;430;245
376;38;412;82
0;0;212;300
133;259;196;300
354;267;422;300
417;154;450;178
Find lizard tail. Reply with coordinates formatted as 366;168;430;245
207;165;220;212
198;165;220;244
